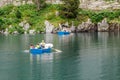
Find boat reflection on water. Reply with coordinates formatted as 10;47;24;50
30;53;53;63
30;50;62;64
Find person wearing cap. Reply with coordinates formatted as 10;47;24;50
40;40;45;48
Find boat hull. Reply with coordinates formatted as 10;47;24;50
57;31;70;35
30;48;51;54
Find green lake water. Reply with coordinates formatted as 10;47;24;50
0;32;120;80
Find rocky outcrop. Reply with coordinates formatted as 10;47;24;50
19;20;30;34
77;19;97;32
97;18;109;31
46;0;62;4
4;28;9;35
0;0;33;7
45;20;54;33
109;23;120;32
1;19;120;35
80;1;120;10
50;18;120;33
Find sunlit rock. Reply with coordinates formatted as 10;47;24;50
29;30;35;34
13;31;19;34
64;22;69;27
4;28;9;35
80;1;120;10
13;0;21;6
24;23;30;31
45;20;54;33
22;1;26;5
55;11;59;16
70;21;76;32
19;22;24;27
98;18;109;31
59;23;62;30
27;0;33;4
9;25;12;28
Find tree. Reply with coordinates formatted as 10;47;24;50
32;0;46;11
60;0;80;18
16;10;22;19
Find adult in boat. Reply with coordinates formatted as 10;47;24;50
40;40;46;48
45;43;53;49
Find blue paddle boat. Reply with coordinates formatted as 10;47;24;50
30;43;53;54
57;31;70;35
30;48;51;54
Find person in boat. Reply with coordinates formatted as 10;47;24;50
40;40;46;49
35;44;40;49
62;28;68;32
30;44;34;49
64;30;67;32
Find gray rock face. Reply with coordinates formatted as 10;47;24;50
0;0;33;7
29;30;35;34
45;20;54;33
109;23;120;32
76;18;120;32
77;19;97;32
52;27;59;33
13;31;19;34
52;22;72;33
19;21;30;32
80;1;120;10
98;18;109;31
71;25;76;32
4;28;9;34
55;11;59;16
24;23;30;31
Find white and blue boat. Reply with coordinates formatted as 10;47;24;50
30;43;53;54
30;48;51;54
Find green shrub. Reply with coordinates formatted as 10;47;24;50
0;4;14;16
8;25;24;34
78;9;120;23
16;10;22;19
60;0;80;18
0;18;5;30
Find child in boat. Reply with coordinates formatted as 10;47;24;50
35;44;40;49
30;44;34;49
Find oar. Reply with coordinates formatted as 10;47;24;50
23;50;30;53
52;48;62;53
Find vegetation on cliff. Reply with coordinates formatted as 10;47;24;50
79;9;120;23
0;2;120;33
60;0;80;18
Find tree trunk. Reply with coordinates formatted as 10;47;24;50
36;0;40;10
